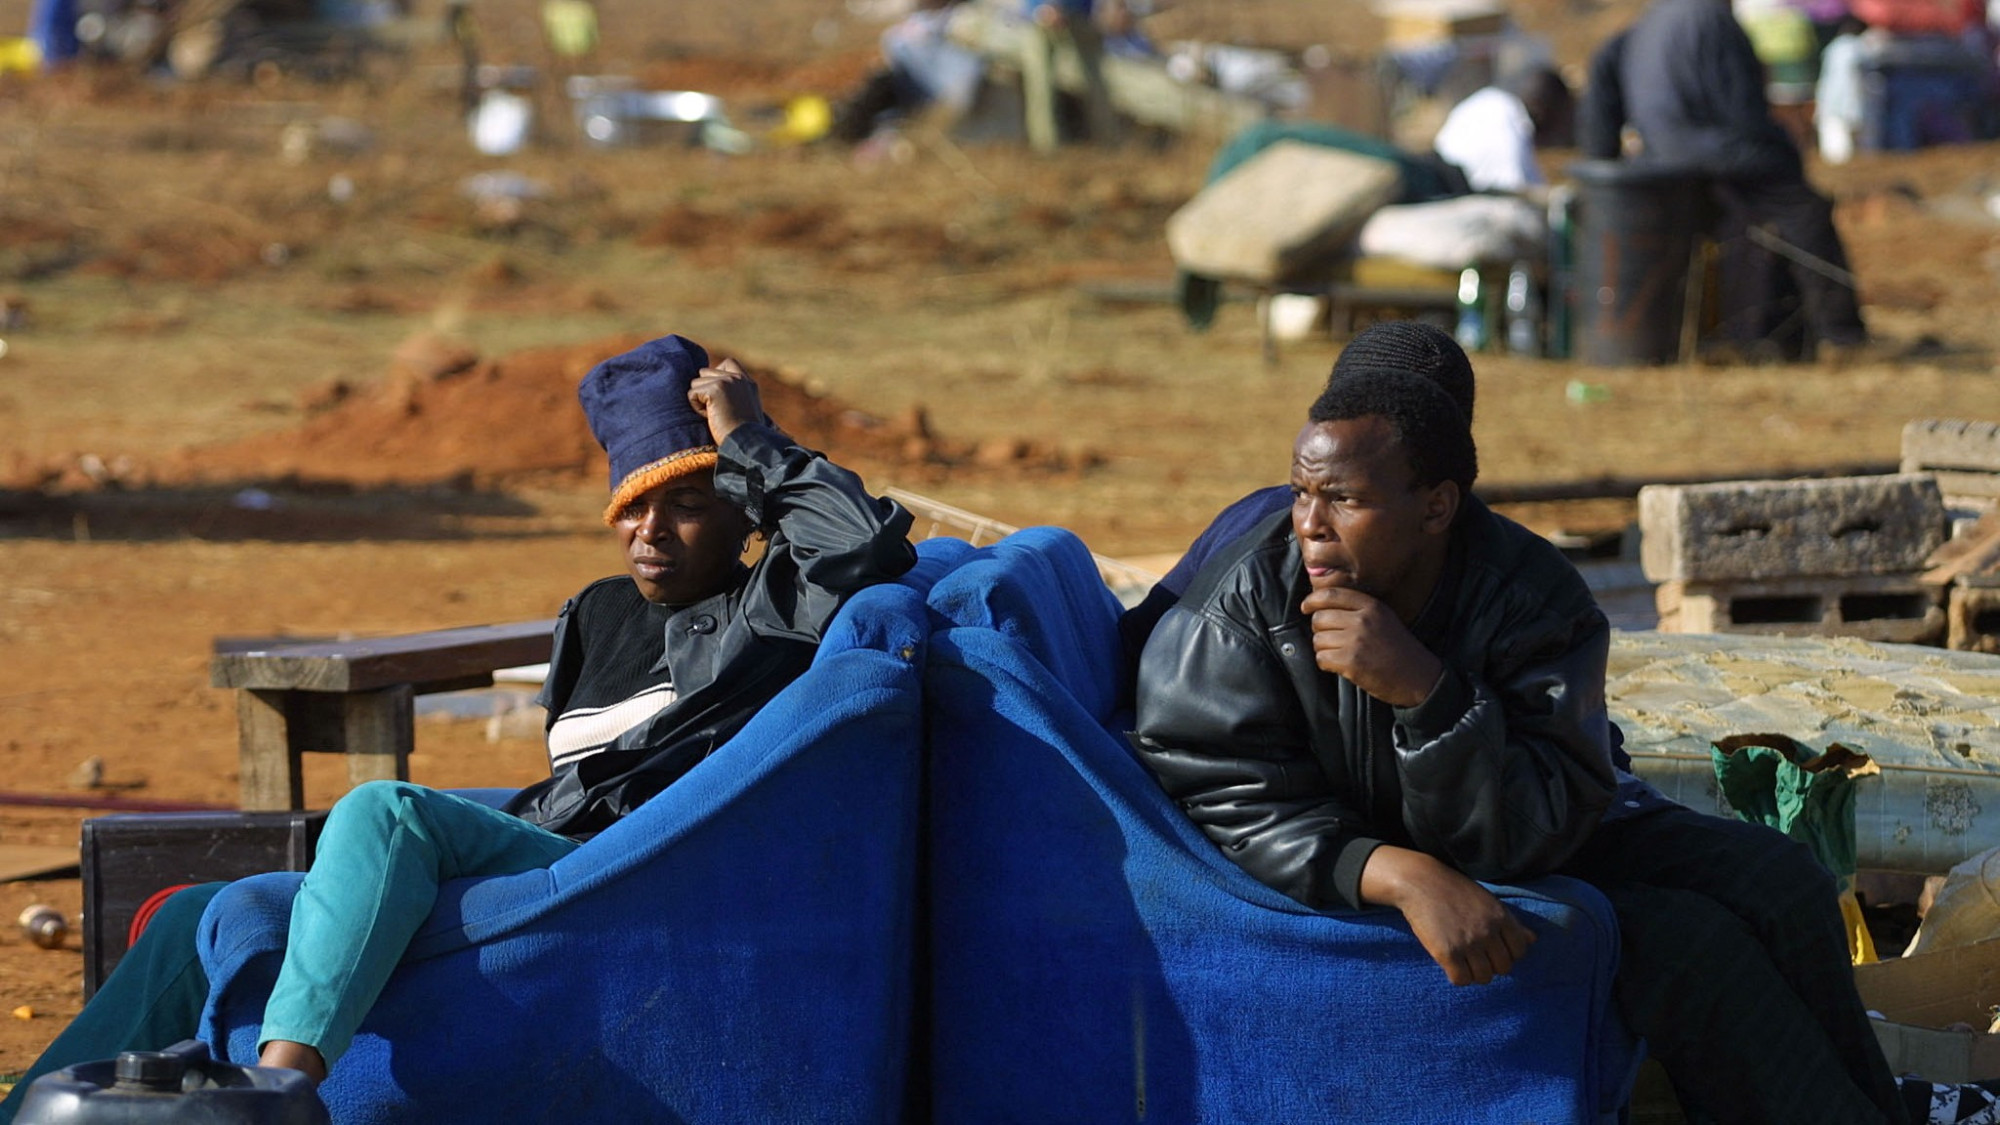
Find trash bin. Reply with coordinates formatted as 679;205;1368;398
1565;160;1708;366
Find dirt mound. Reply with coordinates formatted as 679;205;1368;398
88;333;1098;495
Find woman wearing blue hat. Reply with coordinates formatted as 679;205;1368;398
254;335;916;1081
0;335;915;1112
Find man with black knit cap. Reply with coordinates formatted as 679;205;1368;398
1128;346;1910;1124
0;335;915;1109
1118;320;1475;667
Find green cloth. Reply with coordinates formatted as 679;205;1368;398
1710;734;1864;890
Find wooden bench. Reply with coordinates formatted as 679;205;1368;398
210;620;557;810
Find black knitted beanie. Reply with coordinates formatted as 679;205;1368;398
1328;321;1476;424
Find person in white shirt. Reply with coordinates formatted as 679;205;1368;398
1813;17;1869;164
1432;67;1574;194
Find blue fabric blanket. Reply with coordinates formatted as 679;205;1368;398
921;527;1641;1123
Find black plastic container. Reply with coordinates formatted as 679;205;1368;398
1566;160;1708;366
13;1040;328;1125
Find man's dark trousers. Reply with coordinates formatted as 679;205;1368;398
1558;806;1907;1125
1710;175;1867;355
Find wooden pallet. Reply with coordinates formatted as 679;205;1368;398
1654;573;1944;645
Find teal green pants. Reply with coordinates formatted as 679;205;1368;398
259;781;578;1068
0;882;223;1124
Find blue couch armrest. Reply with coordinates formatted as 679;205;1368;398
198;581;933;1125
924;526;1128;724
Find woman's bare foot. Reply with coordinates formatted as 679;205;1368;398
257;1039;327;1084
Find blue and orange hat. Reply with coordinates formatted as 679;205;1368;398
580;334;719;525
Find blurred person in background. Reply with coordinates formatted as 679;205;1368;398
1432;65;1576;195
1581;0;1872;361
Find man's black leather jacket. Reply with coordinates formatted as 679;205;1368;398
1129;498;1618;911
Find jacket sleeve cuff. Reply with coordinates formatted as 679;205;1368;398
715;421;799;524
1332;836;1386;911
1392;665;1474;743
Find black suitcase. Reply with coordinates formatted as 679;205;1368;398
78;810;326;998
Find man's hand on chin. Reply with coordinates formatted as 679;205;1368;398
1301;582;1444;707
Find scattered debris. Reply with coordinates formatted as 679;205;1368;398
471;89;535;156
459;171;548;229
387;332;480;386
66;755;104;790
18;904;66;950
278;116;374;164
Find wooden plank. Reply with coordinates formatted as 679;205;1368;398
0;792;227;812
1472;461;1901;505
885;487;1161;603
343;686;414;788
238;688;303;811
1928;469;2000;500
1922;510;2000;585
0;844;79;882
211;619;556;693
1328;283;1460;307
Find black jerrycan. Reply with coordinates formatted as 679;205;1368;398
13;1039;328;1125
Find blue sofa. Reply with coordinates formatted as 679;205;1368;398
194;578;934;1125
919;527;1642;1124
185;529;1638;1123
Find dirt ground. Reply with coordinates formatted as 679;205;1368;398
4;0;2000;1081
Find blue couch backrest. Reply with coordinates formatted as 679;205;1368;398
923;526;1127;725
